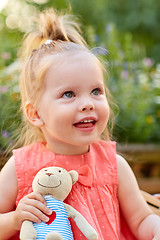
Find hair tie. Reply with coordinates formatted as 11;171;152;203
45;39;53;45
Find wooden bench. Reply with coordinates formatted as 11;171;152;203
117;144;160;194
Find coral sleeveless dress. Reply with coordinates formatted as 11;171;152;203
11;141;136;240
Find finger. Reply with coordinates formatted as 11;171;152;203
21;198;52;215
20;193;51;214
27;192;47;205
21;204;50;223
20;210;42;224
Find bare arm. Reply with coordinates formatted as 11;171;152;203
0;156;52;240
117;154;160;239
0;156;19;239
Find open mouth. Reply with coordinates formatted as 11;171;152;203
73;119;96;128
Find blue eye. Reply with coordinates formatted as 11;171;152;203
92;88;101;96
62;91;75;98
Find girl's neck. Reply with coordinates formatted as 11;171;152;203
46;141;89;156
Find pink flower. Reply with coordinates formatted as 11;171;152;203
143;58;154;67
0;86;9;93
1;52;11;60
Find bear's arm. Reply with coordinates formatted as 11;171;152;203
64;203;98;240
20;220;37;240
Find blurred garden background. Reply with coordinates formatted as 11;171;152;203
0;0;160;154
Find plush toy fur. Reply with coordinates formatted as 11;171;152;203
20;166;98;240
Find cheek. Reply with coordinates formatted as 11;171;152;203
52;109;72;128
100;101;110;124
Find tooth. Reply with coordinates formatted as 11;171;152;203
80;120;93;123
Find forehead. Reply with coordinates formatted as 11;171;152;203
44;52;104;87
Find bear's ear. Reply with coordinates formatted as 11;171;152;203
69;170;78;185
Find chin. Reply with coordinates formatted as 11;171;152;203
76;138;97;146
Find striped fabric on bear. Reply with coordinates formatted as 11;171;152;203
33;195;74;240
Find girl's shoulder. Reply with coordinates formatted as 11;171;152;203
0;156;16;179
0;155;15;173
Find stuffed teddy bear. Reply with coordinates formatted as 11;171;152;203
20;166;98;240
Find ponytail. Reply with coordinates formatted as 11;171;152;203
19;8;86;60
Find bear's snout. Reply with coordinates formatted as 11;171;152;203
46;172;53;177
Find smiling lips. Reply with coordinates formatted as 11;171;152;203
73;119;96;129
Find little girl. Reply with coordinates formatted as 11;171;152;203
0;8;160;240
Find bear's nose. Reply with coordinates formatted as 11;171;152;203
46;173;53;176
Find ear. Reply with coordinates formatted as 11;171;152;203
25;102;44;127
69;170;78;185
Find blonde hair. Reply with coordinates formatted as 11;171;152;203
18;8;114;147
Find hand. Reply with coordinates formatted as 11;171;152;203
152;215;160;240
13;192;52;230
153;194;160;200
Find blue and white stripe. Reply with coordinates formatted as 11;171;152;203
33;195;74;240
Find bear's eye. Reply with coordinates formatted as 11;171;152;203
58;170;61;173
45;169;48;172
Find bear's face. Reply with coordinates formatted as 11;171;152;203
32;167;78;201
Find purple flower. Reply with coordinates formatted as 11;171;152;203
121;70;129;79
1;130;10;138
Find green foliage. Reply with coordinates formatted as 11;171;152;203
102;24;160;143
0;63;21;151
0;14;22;69
106;0;160;62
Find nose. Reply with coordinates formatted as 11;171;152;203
46;172;53;176
79;98;95;112
81;105;94;111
